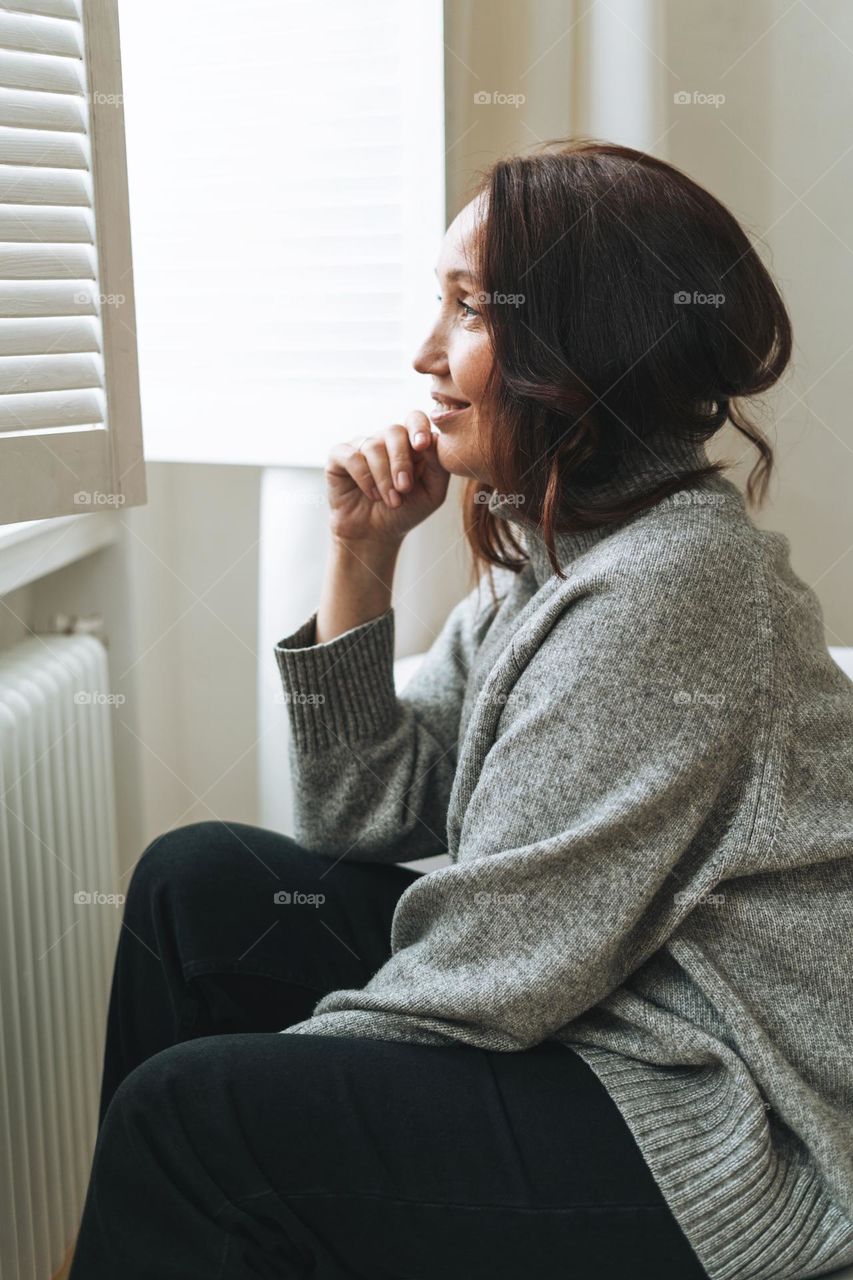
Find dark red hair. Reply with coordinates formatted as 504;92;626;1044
462;138;793;583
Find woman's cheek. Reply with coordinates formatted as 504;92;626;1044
454;336;493;407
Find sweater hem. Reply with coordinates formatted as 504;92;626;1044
562;1042;853;1280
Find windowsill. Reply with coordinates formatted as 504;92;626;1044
0;511;120;595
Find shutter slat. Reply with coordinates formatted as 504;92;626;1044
0;204;91;240
0;47;84;93
0;10;82;59
0;0;146;519
0;279;96;314
0;124;88;168
0;385;102;432
0;315;99;352
0;242;93;277
0;351;101;393
0;163;89;203
0;86;86;131
2;1;81;20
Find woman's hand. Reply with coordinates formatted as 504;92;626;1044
325;410;450;547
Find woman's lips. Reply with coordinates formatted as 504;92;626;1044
429;400;470;426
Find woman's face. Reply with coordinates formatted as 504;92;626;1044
412;196;495;484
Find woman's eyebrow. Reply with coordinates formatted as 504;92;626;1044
433;266;476;286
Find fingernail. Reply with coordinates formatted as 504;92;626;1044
388;489;401;508
414;432;428;446
396;471;409;490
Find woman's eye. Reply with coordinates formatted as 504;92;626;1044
434;293;479;319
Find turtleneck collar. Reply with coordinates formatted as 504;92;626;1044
486;435;732;588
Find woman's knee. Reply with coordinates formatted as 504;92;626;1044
97;1038;246;1204
105;1034;301;1156
127;821;309;901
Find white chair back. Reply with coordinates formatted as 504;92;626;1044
829;646;853;681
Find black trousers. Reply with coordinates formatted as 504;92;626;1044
68;820;709;1280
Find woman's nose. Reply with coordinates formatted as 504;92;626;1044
412;332;447;376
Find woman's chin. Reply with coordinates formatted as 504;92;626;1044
433;436;467;476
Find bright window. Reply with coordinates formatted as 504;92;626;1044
118;0;445;467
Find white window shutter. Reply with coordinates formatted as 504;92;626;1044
0;0;146;524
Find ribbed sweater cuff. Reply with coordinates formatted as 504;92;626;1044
566;1042;853;1280
274;608;397;753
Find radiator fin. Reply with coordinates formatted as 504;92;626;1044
0;633;120;1280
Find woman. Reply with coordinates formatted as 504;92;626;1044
69;141;853;1280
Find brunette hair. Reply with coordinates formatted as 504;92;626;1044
462;138;793;583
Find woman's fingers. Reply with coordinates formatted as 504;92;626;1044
330;441;378;502
385;424;415;496
405;410;436;463
352;425;420;508
407;408;432;451
334;414;442;512
359;434;398;507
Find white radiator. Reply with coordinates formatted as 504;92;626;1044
0;634;120;1280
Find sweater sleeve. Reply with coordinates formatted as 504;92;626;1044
274;582;499;863
277;551;760;1048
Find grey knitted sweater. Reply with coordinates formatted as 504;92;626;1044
273;437;853;1280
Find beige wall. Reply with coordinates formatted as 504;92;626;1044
444;0;853;642
666;0;853;644
121;462;262;848
444;0;574;215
